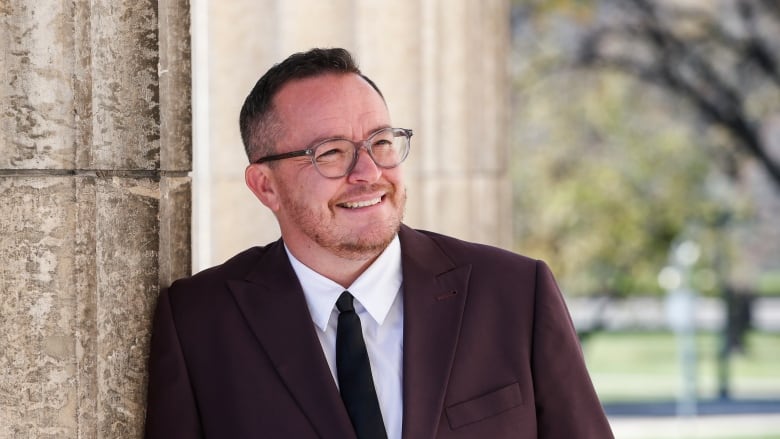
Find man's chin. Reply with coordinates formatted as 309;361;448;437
330;223;400;260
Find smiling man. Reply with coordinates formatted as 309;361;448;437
144;48;614;439
245;71;407;285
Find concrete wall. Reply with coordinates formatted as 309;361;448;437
196;0;511;270
0;0;191;436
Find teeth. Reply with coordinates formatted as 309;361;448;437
341;197;381;209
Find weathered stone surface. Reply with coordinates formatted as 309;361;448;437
91;176;187;438
0;0;193;172
159;0;193;172
1;177;80;438
0;175;190;437
1;0;192;436
0;1;80;169
159;177;192;287
88;0;161;170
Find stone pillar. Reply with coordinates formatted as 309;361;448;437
0;0;191;437
198;0;511;269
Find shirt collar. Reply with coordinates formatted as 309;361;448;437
285;235;402;331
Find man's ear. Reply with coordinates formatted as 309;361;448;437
245;164;281;212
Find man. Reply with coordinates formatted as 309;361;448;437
145;48;613;439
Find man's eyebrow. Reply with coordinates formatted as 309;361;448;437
368;124;392;133
306;125;393;147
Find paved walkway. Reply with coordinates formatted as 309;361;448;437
606;399;780;438
567;296;780;332
609;413;780;439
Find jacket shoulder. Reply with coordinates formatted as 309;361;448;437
167;241;279;295
408;227;539;269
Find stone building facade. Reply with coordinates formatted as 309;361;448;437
1;0;191;436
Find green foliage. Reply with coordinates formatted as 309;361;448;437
511;66;745;296
509;4;761;297
757;271;780;296
512;0;595;17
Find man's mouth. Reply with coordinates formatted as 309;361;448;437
337;196;383;209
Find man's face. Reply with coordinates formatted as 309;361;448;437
256;73;406;260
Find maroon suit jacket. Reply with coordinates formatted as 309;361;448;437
145;225;613;438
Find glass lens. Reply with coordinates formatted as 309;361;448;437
313;140;353;177
310;128;410;178
369;128;409;167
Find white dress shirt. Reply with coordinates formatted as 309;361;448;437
285;236;404;439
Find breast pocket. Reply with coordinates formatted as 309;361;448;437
445;382;524;430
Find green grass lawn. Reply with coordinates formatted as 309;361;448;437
585;331;780;439
583;331;780;402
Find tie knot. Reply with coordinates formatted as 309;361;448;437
336;291;355;313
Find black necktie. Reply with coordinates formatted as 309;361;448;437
335;291;388;439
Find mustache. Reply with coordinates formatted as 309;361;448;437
335;183;395;201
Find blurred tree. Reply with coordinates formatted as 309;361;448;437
511;0;779;298
578;0;780;190
511;0;743;298
511;0;780;397
511;69;736;298
573;0;780;397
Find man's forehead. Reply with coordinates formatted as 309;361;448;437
272;73;390;140
273;73;382;108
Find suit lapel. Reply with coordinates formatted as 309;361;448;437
227;240;356;439
399;226;471;439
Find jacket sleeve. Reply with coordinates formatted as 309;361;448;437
144;288;203;439
531;261;614;438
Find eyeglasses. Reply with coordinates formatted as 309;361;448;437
253;127;413;179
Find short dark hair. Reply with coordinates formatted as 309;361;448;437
239;48;384;162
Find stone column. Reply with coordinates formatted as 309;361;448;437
0;0;191;437
198;0;511;269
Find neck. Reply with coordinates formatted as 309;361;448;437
284;240;386;288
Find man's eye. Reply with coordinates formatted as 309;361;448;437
315;143;349;161
319;148;342;157
372;139;393;149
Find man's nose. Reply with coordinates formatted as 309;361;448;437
347;147;381;183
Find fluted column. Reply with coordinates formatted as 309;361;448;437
0;0;191;436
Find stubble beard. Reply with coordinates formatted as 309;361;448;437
286;185;406;261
